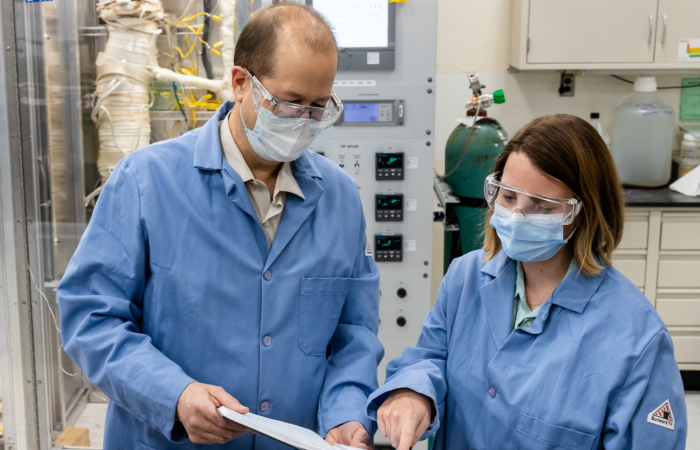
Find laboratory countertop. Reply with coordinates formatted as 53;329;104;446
623;187;700;208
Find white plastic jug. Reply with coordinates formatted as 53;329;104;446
611;76;675;187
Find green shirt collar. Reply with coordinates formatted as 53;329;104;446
512;258;578;330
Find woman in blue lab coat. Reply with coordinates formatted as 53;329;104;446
366;114;687;450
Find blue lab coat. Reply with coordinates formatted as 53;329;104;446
58;102;383;449
367;250;687;450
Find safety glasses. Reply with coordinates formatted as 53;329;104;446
248;72;343;128
484;173;582;225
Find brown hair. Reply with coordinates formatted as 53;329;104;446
482;114;625;276
234;2;338;80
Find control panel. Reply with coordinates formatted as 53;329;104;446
376;152;404;180
304;3;437;448
375;234;403;262
375;194;403;222
335;100;404;126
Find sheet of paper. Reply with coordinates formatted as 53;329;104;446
218;407;364;450
680;77;700;123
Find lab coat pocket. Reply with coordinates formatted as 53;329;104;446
298;277;350;356
515;414;595;450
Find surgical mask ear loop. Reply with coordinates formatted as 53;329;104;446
239;98;253;133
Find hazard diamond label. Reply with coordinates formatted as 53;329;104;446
647;399;675;430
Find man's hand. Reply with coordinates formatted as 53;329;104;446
176;382;251;445
376;388;432;450
325;421;373;450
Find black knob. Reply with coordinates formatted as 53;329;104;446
396;287;407;298
396;316;406;327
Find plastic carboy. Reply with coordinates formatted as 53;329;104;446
611;76;674;187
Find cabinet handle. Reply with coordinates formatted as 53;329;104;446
648;15;653;45
661;15;667;45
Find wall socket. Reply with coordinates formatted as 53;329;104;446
559;72;575;97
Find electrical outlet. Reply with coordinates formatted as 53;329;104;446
559;72;575;97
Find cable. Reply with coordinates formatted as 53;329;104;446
27;266;108;401
201;0;216;82
611;74;700;89
443;101;482;179
172;82;188;124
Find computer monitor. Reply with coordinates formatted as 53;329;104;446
310;0;396;71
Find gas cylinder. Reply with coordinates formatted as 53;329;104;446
443;109;508;271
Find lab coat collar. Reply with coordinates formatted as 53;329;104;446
550;254;606;314
193;102;232;171
480;251;606;315
478;253;516;349
479;251;607;342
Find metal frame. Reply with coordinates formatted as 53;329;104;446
1;0;90;446
0;0;42;446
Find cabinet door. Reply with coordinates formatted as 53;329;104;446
655;0;700;63
527;0;658;64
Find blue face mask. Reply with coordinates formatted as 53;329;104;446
489;204;576;262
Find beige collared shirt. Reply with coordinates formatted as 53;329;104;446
219;111;305;249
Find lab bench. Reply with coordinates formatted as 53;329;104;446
614;188;700;370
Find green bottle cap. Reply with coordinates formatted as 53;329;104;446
492;89;505;104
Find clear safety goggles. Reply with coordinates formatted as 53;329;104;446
248;72;343;128
484;173;583;225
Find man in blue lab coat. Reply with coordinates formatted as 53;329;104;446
58;3;383;449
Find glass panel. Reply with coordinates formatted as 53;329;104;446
19;0;252;443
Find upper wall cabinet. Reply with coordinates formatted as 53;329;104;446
510;0;700;70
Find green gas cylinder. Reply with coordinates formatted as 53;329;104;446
443;111;508;271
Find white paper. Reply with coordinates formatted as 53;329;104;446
406;157;418;169
678;39;700;62
404;240;417;252
367;52;380;65
669;164;700;196
405;199;417;211
218;407;363;450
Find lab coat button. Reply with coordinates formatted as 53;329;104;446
260;401;269;412
488;386;497;398
262;335;272;347
263;270;272;281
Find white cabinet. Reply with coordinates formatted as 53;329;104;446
511;0;700;70
612;208;700;369
654;0;700;64
527;0;657;64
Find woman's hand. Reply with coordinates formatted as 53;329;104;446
376;388;433;450
325;421;373;450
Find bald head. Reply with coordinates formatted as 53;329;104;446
234;2;338;80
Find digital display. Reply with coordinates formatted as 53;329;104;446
377;153;403;168
376;195;402;210
313;0;389;48
376;235;402;251
345;103;379;122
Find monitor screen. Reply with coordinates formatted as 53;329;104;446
377;153;403;169
313;0;389;48
345;103;379;122
375;235;402;251
376;195;403;211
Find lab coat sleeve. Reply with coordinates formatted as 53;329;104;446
317;209;384;438
365;265;452;440
58;161;196;442
602;330;687;450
